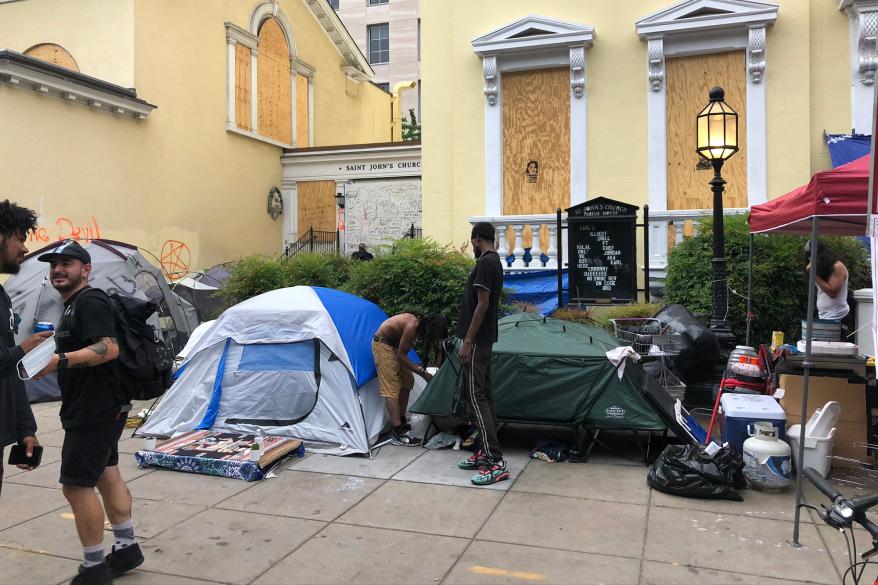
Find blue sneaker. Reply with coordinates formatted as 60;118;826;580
471;459;509;486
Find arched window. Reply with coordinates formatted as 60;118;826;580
225;3;314;147
257;17;292;144
24;43;79;72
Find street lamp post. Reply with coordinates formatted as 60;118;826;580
696;86;739;350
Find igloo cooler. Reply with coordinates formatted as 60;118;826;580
720;394;787;455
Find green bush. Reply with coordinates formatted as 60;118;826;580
343;237;475;332
592;303;664;332
663;215;870;345
221;253;353;305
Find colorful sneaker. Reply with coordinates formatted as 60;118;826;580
391;428;422;446
457;449;490;470
471;459;509;486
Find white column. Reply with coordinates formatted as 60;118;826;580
649;221;668;270
850;8;878;133
250;48;259;133
496;223;509;260
290;65;298;146
511;224;526;268
227;40;236;124
746;26;767;206
546;224;558;269
483;56;502;216
281;180;297;251
529;223;543;267
646;37;669;269
308;78;314;146
569;46;587;206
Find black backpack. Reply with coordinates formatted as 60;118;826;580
77;289;174;401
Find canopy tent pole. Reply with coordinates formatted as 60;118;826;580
746;233;754;347
791;217;820;547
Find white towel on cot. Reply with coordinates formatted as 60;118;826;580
605;346;641;380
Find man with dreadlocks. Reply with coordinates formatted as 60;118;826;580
372;311;448;445
0;200;55;496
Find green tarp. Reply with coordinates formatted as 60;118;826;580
411;313;666;431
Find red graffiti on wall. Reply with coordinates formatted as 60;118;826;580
29;216;102;243
160;239;191;278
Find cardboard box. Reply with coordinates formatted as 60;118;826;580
787;415;870;468
779;374;867;424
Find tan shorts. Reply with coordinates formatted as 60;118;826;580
373;340;414;399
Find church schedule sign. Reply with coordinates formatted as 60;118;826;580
566;197;639;304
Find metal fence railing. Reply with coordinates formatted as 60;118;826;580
402;223;422;239
284;227;340;257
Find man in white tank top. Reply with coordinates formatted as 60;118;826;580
806;241;849;320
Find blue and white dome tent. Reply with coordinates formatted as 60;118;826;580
139;286;422;455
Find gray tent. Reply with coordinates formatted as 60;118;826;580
6;239;196;402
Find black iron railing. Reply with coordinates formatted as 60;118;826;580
402;223;422;239
284;227;340;257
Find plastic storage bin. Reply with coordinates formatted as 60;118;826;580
786;401;840;478
720;394;787;454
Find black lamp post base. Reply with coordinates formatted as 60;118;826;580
709;319;738;353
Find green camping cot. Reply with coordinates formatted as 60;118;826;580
410;313;667;451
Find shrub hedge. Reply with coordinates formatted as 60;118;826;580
663;215;870;345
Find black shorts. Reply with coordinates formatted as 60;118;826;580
60;415;127;487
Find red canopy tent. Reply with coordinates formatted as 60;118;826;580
749;154;870;236
747;153;873;546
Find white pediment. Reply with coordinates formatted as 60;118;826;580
472;15;594;55
636;0;778;37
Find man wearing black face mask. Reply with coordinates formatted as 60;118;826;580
455;221;506;486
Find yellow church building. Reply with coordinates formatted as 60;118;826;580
420;0;863;278
0;0;392;273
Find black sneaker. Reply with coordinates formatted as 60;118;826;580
70;563;113;585
391;428;422;446
106;543;144;578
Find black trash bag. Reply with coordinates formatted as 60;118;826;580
654;304;721;383
647;443;746;501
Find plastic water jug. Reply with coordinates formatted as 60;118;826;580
743;422;792;490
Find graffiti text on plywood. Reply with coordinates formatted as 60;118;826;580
160;239;191;278
29;216;102;243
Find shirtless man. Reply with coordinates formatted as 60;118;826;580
372;312;447;445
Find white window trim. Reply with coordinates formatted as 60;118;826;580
225;3;314;148
635;0;777;267
472;16;595;216
839;0;878;133
367;22;390;65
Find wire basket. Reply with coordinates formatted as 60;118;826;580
610;318;683;357
649;365;686;402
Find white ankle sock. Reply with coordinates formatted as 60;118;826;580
83;543;105;567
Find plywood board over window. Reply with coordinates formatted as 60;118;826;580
257;18;292;144
502;67;570;251
296;74;309;146
24;43;78;71
235;44;252;130
297;180;337;235
666;51;747;212
502;67;570;216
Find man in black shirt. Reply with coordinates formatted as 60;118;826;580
36;240;143;585
0;201;54;496
455;221;506;486
351;243;374;261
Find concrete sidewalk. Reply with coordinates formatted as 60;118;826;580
0;401;869;585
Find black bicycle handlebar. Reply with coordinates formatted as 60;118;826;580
804;467;842;501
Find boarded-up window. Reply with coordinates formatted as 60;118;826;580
297;180;336;234
24;43;79;71
296;74;309;146
235;44;252;130
666;52;747;211
257;18;292;144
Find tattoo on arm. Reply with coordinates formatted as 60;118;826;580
85;337;117;359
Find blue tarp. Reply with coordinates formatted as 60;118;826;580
503;270;569;316
826;133;871;168
312;286;419;387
